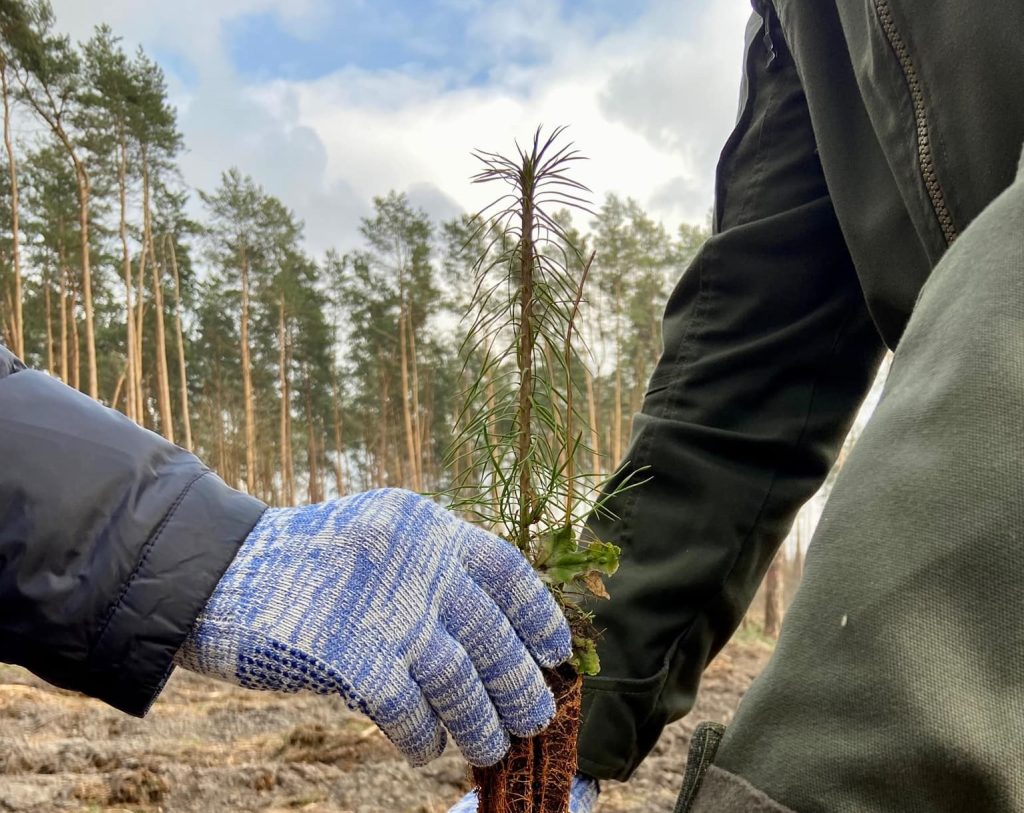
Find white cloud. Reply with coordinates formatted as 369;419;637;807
48;0;751;255
252;0;749;244
50;0;325;62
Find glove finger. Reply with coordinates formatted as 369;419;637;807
447;789;480;813
410;631;510;767
446;775;597;813
570;774;600;811
444;578;556;738
459;526;573;668
362;668;447;767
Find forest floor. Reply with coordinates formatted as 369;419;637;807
0;636;773;813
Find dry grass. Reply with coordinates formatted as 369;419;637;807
0;638;772;813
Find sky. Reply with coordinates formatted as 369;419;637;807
48;0;752;256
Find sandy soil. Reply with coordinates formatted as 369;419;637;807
0;637;772;813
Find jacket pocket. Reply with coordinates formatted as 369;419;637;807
712;11;764;234
578;662;671;780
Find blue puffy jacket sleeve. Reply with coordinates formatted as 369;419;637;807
0;344;266;715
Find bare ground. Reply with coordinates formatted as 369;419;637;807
0;637;772;813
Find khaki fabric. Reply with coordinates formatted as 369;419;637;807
689;767;796;813
578;0;1024;784
710;152;1024;811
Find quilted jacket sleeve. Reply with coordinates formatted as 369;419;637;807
0;343;266;715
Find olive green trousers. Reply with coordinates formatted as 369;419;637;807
680;152;1024;812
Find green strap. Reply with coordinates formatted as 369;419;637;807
675;721;727;813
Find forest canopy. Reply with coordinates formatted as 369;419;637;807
0;0;710;505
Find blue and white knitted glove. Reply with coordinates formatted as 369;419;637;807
448;774;600;812
174;488;572;767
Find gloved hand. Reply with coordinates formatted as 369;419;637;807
448;774;600;813
174;488;572;767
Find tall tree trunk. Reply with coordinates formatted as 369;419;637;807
409;314;423;486
262;451;276;507
277;299;288;502
71;155;96;399
143;155;174;441
59;261;68;384
239;246;256;494
318;420;327;500
613;280;623;463
166;236;193;449
43;268;54;374
375;357;388;488
485;373;501;508
394;435;406;487
585;368;601;480
331;368;345;498
117;131;137;423
398;302;420;491
629;360;643;423
16;75;97;393
1;283;13;350
278;295;294;505
451;374;465;495
763;551;784;639
543;344;565;473
70;283;80;392
315;419;326;503
2;67;22;360
110;365;127;411
305;378;321;504
134;254;146;425
214;344;227;478
285;340;294;501
420;400;434;490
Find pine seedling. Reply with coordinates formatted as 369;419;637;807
446;127;629;813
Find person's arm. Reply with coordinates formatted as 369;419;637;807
576;10;886;781
0;344;571;767
0;343;266;715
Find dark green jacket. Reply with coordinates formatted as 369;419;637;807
578;0;1024;781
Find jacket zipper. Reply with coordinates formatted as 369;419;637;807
872;0;958;246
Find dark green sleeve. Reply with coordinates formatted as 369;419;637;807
576;12;885;781
0;344;266;715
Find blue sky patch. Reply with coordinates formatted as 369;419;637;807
224;1;655;85
152;46;200;89
227;4;476;82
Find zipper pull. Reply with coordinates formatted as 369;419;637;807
763;2;779;70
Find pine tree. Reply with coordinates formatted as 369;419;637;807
358;193;438;492
20;140;78;383
0;0;56;361
590;195;632;462
151;187;197;450
200;170;268;495
131;46;181;441
9;3;101;397
0;8;27;358
338;193;441;491
81;25;140;418
191;275;242;484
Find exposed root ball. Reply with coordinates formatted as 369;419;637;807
473;664;582;813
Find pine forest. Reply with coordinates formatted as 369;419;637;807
0;2;713;511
